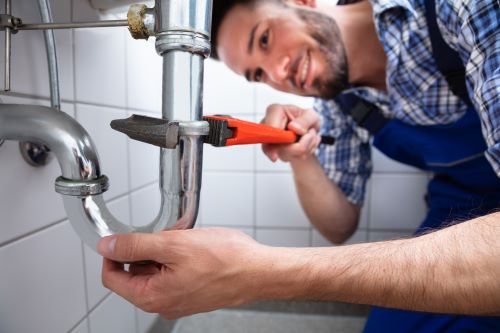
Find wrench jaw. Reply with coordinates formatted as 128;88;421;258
202;116;234;147
110;115;208;149
110;114;233;148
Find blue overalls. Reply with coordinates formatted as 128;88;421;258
361;106;500;333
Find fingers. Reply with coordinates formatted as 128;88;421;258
262;144;279;162
261;104;320;162
129;262;162;276
281;128;320;160
287;109;320;135
102;258;145;301
97;233;167;263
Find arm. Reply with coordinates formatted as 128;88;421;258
261;104;360;244
290;154;360;244
98;211;500;319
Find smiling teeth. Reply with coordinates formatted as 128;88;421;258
301;55;309;86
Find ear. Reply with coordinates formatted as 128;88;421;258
284;0;317;9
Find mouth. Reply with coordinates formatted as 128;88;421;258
294;51;312;90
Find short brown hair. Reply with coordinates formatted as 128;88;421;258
210;0;282;59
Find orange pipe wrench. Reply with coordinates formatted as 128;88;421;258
203;115;335;147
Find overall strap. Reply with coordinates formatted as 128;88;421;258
335;93;389;135
424;0;473;107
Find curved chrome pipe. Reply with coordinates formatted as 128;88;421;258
0;105;100;180
0;104;204;249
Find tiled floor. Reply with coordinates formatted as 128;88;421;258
169;310;367;333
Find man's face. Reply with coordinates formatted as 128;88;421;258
216;1;348;99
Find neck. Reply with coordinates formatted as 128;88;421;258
318;0;387;91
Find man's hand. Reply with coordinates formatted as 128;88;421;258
261;104;321;162
97;228;270;319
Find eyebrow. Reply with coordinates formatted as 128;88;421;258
244;23;260;81
247;23;259;55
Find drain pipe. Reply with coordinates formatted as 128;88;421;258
0;0;213;250
0;104;199;249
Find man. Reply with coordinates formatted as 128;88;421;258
97;0;500;332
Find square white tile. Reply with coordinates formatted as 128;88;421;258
126;38;162;113
76;104;129;200
311;229;368;247
255;146;293;172
204;59;255;116
0;222;87;333
89;293;136;333
200;172;254;227
369;174;429;231
368;230;413;242
0;98;76;244
255;84;314;114
74;27;126;107
136;308;159;333
203;144;256;172
70;319;89;333
256;173;309;228
256;228;310;247
130;184;162;227
372;147;422;173
0;0;74;99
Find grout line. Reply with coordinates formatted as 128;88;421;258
87;291;113;315
66;314;89;333
102;179;158;204
252;102;258;239
79;240;91;328
129;180;159;194
0;218;67;248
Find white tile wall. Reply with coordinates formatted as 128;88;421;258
200;172;254;227
89;293;136;333
0;222;86;333
256;228;310;247
0;0;430;331
256;173;309;228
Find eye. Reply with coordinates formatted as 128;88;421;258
254;68;263;82
259;30;269;50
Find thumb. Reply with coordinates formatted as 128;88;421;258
97;233;167;263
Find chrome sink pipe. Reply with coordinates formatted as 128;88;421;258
0;0;212;250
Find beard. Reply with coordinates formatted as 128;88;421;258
294;7;349;99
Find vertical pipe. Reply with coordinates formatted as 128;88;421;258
158;51;205;229
4;0;11;92
37;0;60;110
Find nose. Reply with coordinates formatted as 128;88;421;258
264;54;290;83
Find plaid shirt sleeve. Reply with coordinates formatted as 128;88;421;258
438;0;500;176
314;98;372;205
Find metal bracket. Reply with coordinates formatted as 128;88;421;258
0;14;22;31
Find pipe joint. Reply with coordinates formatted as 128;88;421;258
55;175;109;196
155;31;210;57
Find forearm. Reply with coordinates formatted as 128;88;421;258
290;154;360;244
257;212;500;314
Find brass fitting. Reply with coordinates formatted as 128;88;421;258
127;3;155;40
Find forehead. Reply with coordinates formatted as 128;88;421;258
216;2;286;75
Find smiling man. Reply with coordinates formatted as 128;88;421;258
98;0;500;332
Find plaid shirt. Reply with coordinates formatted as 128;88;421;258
316;0;500;205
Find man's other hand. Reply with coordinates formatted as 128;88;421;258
261;104;321;162
97;228;269;319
